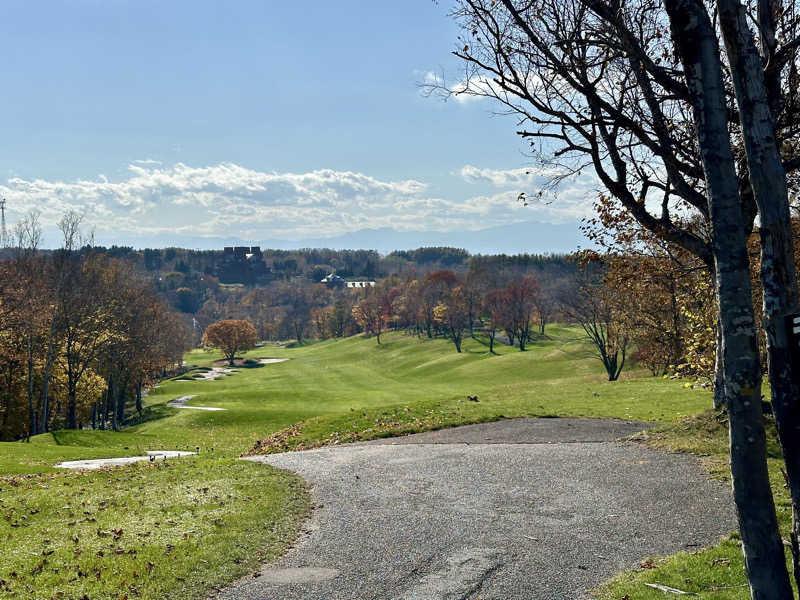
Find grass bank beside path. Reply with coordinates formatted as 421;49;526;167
0;459;309;600
0;326;735;599
592;412;795;599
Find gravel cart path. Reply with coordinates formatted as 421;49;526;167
216;418;735;600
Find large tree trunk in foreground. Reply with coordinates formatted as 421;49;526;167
718;0;800;587
666;0;793;594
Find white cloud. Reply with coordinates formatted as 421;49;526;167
460;164;574;187
0;161;595;245
422;71;505;104
459;163;599;220
461;165;534;186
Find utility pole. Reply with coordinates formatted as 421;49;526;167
0;198;7;247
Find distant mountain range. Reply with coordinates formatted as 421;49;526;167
90;220;589;255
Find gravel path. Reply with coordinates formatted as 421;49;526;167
216;418;735;600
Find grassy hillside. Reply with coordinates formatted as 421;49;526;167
3;326;710;474
0;327;723;599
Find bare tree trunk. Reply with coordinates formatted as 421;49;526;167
100;369;112;430
37;314;58;434
66;359;78;430
136;381;143;415
38;216;82;434
67;387;77;430
115;374;128;428
26;334;36;439
110;373;118;432
713;318;726;410
665;0;793;594
717;0;800;587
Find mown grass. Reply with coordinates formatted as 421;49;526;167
0;325;753;599
0;458;309;600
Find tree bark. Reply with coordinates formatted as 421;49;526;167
67;355;78;430
26;333;36;439
38;312;58;433
136;381;143;415
110;373;119;432
116;374;128;426
665;0;793;594
717;0;800;584
714;318;726;410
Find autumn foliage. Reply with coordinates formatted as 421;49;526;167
201;319;258;366
0;214;190;438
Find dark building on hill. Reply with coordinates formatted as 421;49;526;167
217;246;270;285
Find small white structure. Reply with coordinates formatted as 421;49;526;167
346;281;376;288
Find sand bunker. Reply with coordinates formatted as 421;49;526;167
167;395;226;411
259;358;289;364
57;450;195;470
194;366;235;380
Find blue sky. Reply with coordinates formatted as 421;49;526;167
0;1;595;250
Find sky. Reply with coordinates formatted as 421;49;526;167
0;1;597;252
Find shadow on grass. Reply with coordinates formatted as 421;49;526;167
123;403;175;427
240;360;265;369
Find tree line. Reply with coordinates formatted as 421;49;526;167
0;213;191;440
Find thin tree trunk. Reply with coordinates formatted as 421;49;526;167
66;356;78;430
665;0;793;594
101;369;112;430
116;374;128;426
38;312;59;434
67;387;77;430
110;373;119;432
26;333;36;439
136;381;143;415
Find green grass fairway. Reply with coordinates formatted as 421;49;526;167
0;327;724;599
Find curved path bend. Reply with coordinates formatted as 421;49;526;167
217;418;734;600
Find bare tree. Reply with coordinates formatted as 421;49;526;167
561;268;630;381
37;212;87;433
12;212;43;438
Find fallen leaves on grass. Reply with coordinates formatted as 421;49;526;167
244;407;477;455
245;423;305;455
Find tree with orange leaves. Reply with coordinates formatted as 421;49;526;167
201;319;258;366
